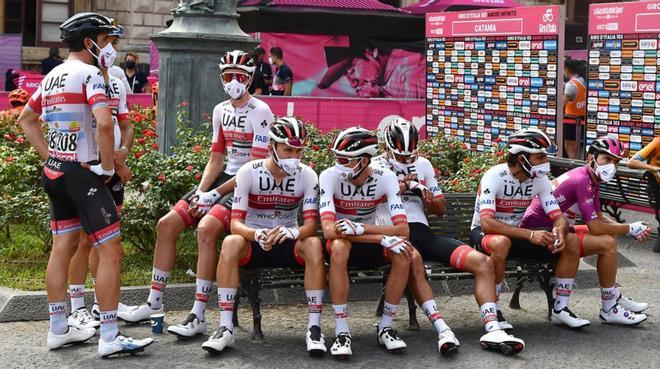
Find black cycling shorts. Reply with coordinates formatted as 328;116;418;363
409;222;475;270
563;121;577;141
239;239;305;269
325;240;390;269
41;158;120;246
105;174;124;209
172;171;234;228
469;226;558;262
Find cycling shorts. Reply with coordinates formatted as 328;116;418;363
172;172;234;228
409;223;475;271
469;226;558;262
41;157;120;246
239;239;305;269
105;174;124;211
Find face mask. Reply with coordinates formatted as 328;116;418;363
88;41;116;69
268;56;273;64
223;79;247;100
335;163;357;180
125;61;136;69
389;158;408;172
530;162;551;178
279;158;300;175
593;162;616;182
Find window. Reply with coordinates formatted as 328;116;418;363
3;0;37;46
36;0;73;47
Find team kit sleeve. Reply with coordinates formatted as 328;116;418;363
211;105;225;153
477;170;498;221
318;169;337;223
26;84;43;114
422;159;444;198
85;69;109;109
230;164;252;221
536;177;563;222
383;171;408;225
250;105;274;159
301;167;320;223
116;80;130;122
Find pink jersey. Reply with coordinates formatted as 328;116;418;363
521;166;600;229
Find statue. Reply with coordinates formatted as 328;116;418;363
171;0;215;14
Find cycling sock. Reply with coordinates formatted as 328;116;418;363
495;282;503;311
306;289;323;328
48;302;68;335
333;304;350;335
421;299;449;333
191;279;213;321
147;267;170;309
378;301;398;331
92;278;98;304
218;287;237;331
601;285;618;312
69;284;85;311
99;310;118;343
480;302;500;332
554;278;574;311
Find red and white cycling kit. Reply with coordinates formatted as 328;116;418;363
231;159;319;268
106;76;129;151
471;163;562;230
211;97;273;175
27;60;119;246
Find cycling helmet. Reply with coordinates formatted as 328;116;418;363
269;117;307;149
384;117;419;156
588;136;624;160
60;12;118;43
108;24;125;38
332;127;379;158
8;89;28;104
507;128;557;155
219;50;256;74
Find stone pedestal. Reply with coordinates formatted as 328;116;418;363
152;0;258;153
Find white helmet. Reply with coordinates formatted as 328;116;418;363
332;127;379;158
507;128;557;155
218;50;256;74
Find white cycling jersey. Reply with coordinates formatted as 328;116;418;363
471;163;562;230
371;155;443;226
106;76;129;150
27;59;108;163
231;159;318;229
319;164;407;226
211;97;273;175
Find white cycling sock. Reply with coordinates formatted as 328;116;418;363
147;267;170;309
191;278;213;321
306;289;323;328
69;284;85;311
554;278;574;311
480;302;500;332
218;287;237;331
601;285;618;312
421;299;449;333
378;301;398;331
333;304;350;335
48;302;68;335
99;310;118;343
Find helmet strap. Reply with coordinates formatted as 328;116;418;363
352;157;369;179
519;154;533;177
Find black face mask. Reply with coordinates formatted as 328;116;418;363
125;61;136;69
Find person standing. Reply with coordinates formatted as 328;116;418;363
42;47;63;75
253;47;272;95
269;47;292;96
562;58;586;159
123;52;148;93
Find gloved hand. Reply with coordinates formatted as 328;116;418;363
337;218;365;236
88;163;115;177
196;190;220;215
254;228;270;250
408;180;429;196
628;221;649;240
380;235;409;254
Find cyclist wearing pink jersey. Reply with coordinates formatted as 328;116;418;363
521;136;649;326
201;117;326;355
120;50;274;324
469;129;583;329
19;12;152;357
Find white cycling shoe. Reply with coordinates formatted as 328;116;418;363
202;326;235;354
47;325;96;350
551;307;591;329
68;308;100;330
167;313;207;338
480;329;525;355
117;303;164;323
616;295;649;314
306;325;327;356
438;328;460;356
330;332;352;359
600;304;647;326
377;327;407;353
98;334;154;358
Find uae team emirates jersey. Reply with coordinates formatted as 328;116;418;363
106;76;129;150
319;164;408;226
27;59;108;163
211;97;274;175
231;159;319;229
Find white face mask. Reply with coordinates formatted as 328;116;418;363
530;162;551;178
223;79;247;100
268;56;273;65
335;163;357;180
278;158;300;176
389;158;408;172
88;40;116;69
593;162;616;182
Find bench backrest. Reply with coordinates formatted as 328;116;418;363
428;193;476;243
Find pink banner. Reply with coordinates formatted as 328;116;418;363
426;5;561;38
589;0;660;35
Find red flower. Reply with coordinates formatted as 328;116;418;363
158;173;166;182
185;165;193;171
494;137;502;143
449;143;455;149
463;157;470;163
194;173;202;181
15;137;24;144
135;150;146;159
137;138;147;144
460;143;467;149
496;151;504;157
143;130;157;138
312;145;320;151
3;133;13;140
180;101;189;107
308;162;315;169
151;143;159;150
132;113;143;123
5;156;15;163
193;145;202;153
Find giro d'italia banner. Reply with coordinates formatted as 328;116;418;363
425;5;565;153
587;0;660;154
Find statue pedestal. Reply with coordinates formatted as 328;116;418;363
152;1;258;153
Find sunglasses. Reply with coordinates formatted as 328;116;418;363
221;72;250;84
335;155;353;165
393;151;418;164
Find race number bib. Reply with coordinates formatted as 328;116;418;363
47;129;78;161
